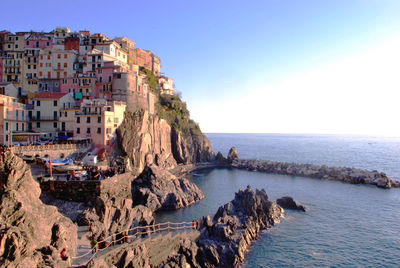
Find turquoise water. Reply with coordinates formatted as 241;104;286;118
155;134;400;267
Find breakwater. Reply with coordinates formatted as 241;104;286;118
231;158;399;188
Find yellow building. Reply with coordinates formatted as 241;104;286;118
73;99;126;148
0;94;27;145
30;92;76;138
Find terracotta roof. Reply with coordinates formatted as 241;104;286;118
34;92;68;99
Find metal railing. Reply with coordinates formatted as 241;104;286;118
10;143;89;153
71;221;196;267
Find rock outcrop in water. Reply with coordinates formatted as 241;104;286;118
277;196;306;212
195;187;284;267
231;158;398;189
132;164;205;211
0;152;77;267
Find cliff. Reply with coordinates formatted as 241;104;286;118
0;152;77;267
117;94;214;174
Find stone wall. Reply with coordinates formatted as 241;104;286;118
40;173;134;202
40;180;101;202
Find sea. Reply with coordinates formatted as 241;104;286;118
155;133;400;267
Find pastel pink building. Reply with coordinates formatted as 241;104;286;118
24;32;53;49
95;62;115;100
60;76;79;95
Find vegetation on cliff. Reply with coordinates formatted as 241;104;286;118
155;94;202;136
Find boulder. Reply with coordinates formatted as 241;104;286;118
132;164;204;211
277;196;306;212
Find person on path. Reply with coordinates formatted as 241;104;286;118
60;248;71;266
90;236;97;253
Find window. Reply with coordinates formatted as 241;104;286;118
64;62;67;68
16;123;18;131
22;123;24;131
86;128;90;134
36;100;40;106
97;127;101;134
76;127;80;134
64;54;67;59
106;128;111;134
86;117;90;123
26;41;29;45
46;42;50;46
53;122;57;128
39;71;43;76
53;100;57;106
5;122;8;131
114;117;119;123
97;117;101;123
48;55;50;60
64;111;67;117
108;76;111;82
16;110;18;120
53;111;57;119
57;54;61;59
76;117;80;123
36;122;40;128
64;72;67;78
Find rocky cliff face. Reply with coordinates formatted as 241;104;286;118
117;109;214;174
117;110;178;173
0;152;77;267
171;127;214;165
132;164;204;212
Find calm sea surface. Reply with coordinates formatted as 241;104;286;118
155;134;400;267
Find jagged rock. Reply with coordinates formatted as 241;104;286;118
227;147;239;163
277;196;306;212
0;152;77;267
84;174;155;239
196;187;284;267
132;164;204;211
232;158;399;189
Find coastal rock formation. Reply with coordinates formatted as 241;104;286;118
171;127;214;165
277;196;306;212
117;109;214;174
215;151;229;166
81;173;155;238
117;110;178;173
227;147;239;163
131;164;204;211
232;158;398;188
195;187;284;267
0;152;77;267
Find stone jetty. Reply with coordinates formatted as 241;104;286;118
231;157;399;188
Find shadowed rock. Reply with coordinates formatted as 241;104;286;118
227;147;239;163
277;196;306;212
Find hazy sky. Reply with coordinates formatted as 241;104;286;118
3;0;400;135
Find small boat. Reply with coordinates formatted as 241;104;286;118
53;164;84;173
21;155;35;163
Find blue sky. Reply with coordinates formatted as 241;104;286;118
3;0;400;135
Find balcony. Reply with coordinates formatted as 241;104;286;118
29;116;58;121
